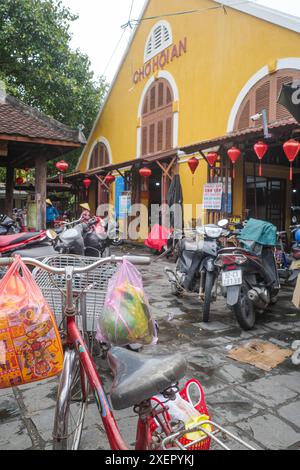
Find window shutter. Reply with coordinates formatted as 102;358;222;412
158;82;164;107
166;87;172;104
166;117;172;150
255;81;270;126
157;120;163;151
276;75;293;121
150;86;156;111
142;127;148;156
149;123;155;153
237;100;250;130
143;96;148;115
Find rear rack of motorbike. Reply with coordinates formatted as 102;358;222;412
162;420;256;451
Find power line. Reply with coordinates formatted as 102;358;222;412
121;0;256;29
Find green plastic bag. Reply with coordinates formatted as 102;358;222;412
97;260;157;346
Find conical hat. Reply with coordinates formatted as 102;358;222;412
80;203;90;211
46;199;52;205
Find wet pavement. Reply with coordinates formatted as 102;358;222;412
1;245;300;450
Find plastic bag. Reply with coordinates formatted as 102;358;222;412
0;256;64;389
97;259;157;346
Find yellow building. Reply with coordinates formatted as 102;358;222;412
77;0;300;233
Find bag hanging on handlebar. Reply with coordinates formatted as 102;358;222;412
0;256;64;389
97;259;158;347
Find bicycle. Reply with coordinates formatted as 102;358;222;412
0;255;256;451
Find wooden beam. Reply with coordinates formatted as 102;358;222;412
5;166;14;216
35;154;47;230
95;174;110;192
0;134;82;148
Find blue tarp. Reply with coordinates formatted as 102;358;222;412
238;218;277;247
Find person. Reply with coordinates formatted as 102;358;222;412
46;199;59;228
80;203;92;223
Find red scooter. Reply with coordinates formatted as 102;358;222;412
0;230;57;258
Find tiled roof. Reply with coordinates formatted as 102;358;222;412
0;94;86;144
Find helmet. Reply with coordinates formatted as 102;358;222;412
295;229;300;243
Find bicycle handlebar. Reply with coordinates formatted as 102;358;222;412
0;255;151;273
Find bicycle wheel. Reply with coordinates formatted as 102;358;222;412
53;349;89;450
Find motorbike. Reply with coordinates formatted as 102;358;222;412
0;230;57;259
165;220;229;322
55;216;116;257
0;213;21;235
215;221;280;331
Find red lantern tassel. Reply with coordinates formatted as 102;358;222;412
290;163;293;182
232;165;236;179
259;162;262;178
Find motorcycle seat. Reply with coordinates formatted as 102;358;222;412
0;233;41;247
108;347;186;410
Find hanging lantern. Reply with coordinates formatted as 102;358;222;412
83;177;92;198
56;160;69;184
16;177;24;186
206;152;218;168
188;157;199;175
139;167;152;179
227;147;241;179
105;174;116;185
254;141;268;177
283;139;300;181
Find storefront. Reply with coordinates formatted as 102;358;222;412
76;0;300;235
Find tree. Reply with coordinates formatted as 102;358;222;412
0;0;109;173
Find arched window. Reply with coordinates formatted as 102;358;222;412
141;78;174;157
89;142;110;170
234;69;300;131
144;21;173;63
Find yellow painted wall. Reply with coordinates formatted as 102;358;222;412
78;0;300;217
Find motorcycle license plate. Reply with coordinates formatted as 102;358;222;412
222;270;242;287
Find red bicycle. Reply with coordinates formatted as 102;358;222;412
0;255;255;451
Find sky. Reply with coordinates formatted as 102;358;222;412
61;0;300;83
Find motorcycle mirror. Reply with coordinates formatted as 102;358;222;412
292;216;297;224
218;219;229;228
46;229;58;240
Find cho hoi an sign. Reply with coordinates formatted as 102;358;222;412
203;183;223;211
133;38;187;85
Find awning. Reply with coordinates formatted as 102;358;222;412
180;118;300;155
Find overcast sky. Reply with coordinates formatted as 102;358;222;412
61;0;300;82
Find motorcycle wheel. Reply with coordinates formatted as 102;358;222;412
102;247;111;258
203;271;214;323
112;237;123;247
233;285;256;331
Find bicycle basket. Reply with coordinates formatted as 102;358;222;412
33;255;118;332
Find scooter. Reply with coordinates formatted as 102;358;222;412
215;223;280;331
0;230;57;259
0;213;20;235
165;220;229;322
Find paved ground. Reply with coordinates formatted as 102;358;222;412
1;245;300;450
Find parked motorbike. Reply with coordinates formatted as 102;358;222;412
55;216;116;257
0;230;57;259
165;220;229;322
0;213;20;235
215;223;280;331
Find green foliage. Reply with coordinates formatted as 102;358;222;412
0;0;109;174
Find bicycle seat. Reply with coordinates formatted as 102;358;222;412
108;347;187;410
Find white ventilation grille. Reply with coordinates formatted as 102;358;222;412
144;21;173;63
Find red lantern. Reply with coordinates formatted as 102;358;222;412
188;157;199;175
227;147;241;179
254;141;268;177
206;152;218;168
283;139;300;181
105;174;116;185
16;177;24;185
56;160;69;183
83;177;91;198
139;168;152;179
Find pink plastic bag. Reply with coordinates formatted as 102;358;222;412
97;260;157;346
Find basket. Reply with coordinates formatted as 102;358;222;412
33;255;118;332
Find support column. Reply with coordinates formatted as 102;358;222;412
5;166;14;216
35;155;47;231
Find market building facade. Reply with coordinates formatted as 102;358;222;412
77;0;300;234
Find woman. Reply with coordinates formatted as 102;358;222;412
80;203;92;223
46;199;59;228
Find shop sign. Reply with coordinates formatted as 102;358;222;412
119;192;132;215
133;38;187;85
203;183;223;211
